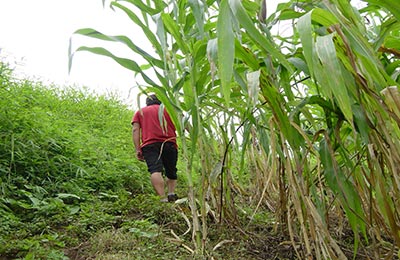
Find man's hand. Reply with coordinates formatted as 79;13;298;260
132;123;144;161
136;149;144;161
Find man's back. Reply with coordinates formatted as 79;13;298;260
133;104;176;148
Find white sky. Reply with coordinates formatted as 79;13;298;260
0;0;287;107
0;0;144;106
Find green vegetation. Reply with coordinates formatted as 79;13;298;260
2;0;400;258
0;63;152;258
0;62;294;259
68;0;400;259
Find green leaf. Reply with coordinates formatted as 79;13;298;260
228;0;293;73
315;34;353;123
352;104;370;143
259;69;303;149
72;46;160;87
373;17;399;50
188;0;205;38
234;40;259;70
288;57;310;75
384;36;400;50
297;11;314;75
69;205;81;214
111;2;163;56
247;70;260;106
217;0;235;105
116;0;166;15
364;0;400;21
311;8;339;27
279;9;303;20
72;28;164;68
182;80;194;109
319;138;366;238
57;193;81;200
161;13;189;54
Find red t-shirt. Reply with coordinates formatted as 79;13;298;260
132;104;177;148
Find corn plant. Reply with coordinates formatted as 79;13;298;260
70;0;400;258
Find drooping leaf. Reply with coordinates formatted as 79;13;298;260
364;0;400;21
297;11;314;76
71;46;159;87
315;34;353;123
111;1;163;56
217;0;235;105
188;0;205;38
116;0;166;15
319;138;367;243
72;28;164;68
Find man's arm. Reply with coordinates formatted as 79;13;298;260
132;122;144;161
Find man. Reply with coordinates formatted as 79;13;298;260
131;94;178;202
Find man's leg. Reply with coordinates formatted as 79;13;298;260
142;143;166;199
150;172;165;197
162;142;178;202
166;178;177;194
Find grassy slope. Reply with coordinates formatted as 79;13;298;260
0;64;152;258
0;64;241;259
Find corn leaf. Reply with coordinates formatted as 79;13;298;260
188;0;205;38
161;13;189;54
116;0;166;15
319;138;366;242
111;1;163;56
297;11;314;76
363;0;400;21
72;28;164;68
315;34;353;123
228;0;293;73
217;0;235;105
70;46;158;87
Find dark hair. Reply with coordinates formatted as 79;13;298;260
146;94;161;106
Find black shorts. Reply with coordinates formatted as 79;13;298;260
141;142;178;180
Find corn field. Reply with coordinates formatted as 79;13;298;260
70;0;400;258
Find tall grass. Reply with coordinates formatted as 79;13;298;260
70;0;400;258
0;63;150;257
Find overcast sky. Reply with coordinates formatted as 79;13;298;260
0;0;144;105
0;0;287;107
